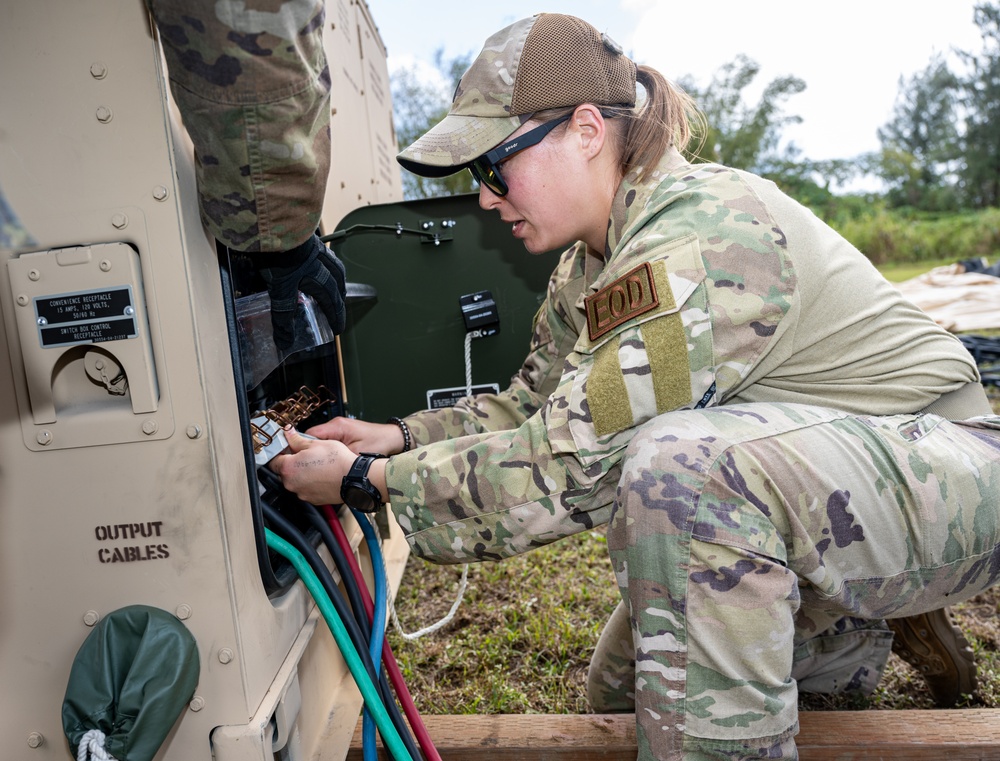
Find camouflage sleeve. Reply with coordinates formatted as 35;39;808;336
147;0;331;253
384;238;727;564
401;244;590;445
386;392;621;565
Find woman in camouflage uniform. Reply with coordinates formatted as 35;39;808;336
273;13;1000;761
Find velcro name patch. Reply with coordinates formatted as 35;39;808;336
585;262;659;342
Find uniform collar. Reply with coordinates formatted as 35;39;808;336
603;148;688;263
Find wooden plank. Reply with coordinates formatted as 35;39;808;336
348;714;635;760
348;710;1000;760
798;709;1000;760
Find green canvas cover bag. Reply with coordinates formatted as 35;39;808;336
62;605;200;761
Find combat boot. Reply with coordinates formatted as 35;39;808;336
887;607;976;707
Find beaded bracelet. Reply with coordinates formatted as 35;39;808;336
387;416;412;452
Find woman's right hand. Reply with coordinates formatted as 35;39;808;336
305;416;405;456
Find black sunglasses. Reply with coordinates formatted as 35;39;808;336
469;114;573;197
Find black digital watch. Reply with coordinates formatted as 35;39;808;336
340;453;387;513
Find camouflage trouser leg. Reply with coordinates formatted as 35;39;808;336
587;602;891;713
606;403;1000;760
146;0;331;252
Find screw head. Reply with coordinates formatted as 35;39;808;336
111;213;128;229
141;419;158;435
175;604;192;620
36;430;52;446
186;424;203;439
27;732;44;749
83;610;100;627
90;62;108;79
152;185;168;201
96;105;113;123
218;648;234;664
189;696;205;712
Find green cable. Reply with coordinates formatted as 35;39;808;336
264;528;413;761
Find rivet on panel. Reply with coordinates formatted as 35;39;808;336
16;295;28;306
36;430;52;446
100;259;112;272
90;62;108;79
83;610;100;627
152;186;168;201
111;213;128;229
28;269;40;281
189;696;205;712
96;105;113;123
176;604;192;620
27;732;44;749
141;419;158;435
218;648;234;664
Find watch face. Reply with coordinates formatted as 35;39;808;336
343;484;377;513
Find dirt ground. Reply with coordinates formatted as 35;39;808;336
799;586;1000;711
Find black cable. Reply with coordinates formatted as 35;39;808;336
960;335;1000;387
261;501;423;761
259;470;370;631
297;502;425;761
303;503;370;624
265;502;422;761
263;502;372;652
297;501;424;761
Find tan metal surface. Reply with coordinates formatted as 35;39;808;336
0;1;404;759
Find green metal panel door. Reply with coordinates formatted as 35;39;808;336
333;193;561;423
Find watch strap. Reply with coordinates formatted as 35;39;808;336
340;452;387;512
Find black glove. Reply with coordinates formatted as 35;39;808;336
256;234;347;350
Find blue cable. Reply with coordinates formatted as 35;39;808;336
263;528;412;761
351;508;388;761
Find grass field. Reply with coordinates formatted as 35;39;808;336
877;257;963;282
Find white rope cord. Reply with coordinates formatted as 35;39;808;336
386;332;475;641
464;330;474;397
78;729;118;761
390;560;469;641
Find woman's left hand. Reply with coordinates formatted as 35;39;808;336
270;429;353;505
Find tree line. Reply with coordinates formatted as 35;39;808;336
389;3;1000;215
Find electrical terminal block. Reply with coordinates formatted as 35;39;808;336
251;413;289;468
250;385;333;467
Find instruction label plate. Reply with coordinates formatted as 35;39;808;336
35;286;137;348
426;383;500;409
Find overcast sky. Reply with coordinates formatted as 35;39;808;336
371;0;986;164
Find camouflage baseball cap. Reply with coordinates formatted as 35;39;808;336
397;13;637;178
